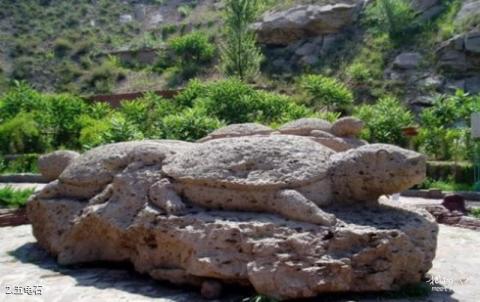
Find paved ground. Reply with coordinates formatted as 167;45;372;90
0;223;479;302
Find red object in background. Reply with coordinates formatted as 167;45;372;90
402;126;419;137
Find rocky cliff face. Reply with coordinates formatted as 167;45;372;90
254;0;480;111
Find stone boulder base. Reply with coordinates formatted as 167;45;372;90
28;196;437;300
27;139;437;300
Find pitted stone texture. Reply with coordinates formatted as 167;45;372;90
254;3;362;45
330;144;426;202
26;196;438;301
310;136;367;152
164;135;333;188
38;150;80;181
57;140;193;199
331;116;365;138
197;123;273;142
278;118;332;136
27;138;432;300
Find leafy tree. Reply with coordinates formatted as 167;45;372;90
418;91;480;160
365;0;417;41
298;75;353;112
169;32;215;65
160;107;224;141
0;112;49;154
168;32;215;79
221;0;263;80
354;96;413;146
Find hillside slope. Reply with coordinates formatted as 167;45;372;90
0;0;479;108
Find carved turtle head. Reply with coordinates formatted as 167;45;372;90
330;144;426;202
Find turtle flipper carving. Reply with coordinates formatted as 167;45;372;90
273;190;336;226
149;179;186;215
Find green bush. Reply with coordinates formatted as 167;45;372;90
298;75;353;111
168;31;215;77
186;78;315;125
426;161;474;184
354;96;413;146
195;78;258;123
81;57;126;93
0;112;49;154
78;115;112;149
79;113;144;149
101;114;144;143
0;186;34;208
471;208;480;219
0;154;39;174
365;0;418;41
160;107;224;141
0;82;48;121
53;38;73;57
417;91;480;160
46;93;88;148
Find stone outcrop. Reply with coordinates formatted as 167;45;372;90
278;117;367;152
254;2;363;45
27;138;437;300
38;150;80;181
330;116;364;138
197;123;273;142
278;117;332;135
411;0;444;20
455;0;480;29
436;30;480;73
393;52;423;70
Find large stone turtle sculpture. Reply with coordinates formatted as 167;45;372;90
36;135;425;227
27;136;435;300
156;135;425;225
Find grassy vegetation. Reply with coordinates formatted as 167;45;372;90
0;155;39;174
0;186;34;208
418;178;473;192
0;79;322;153
471;208;480;219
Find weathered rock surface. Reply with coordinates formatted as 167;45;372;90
411;0;444;20
278;118;332;135
331;116;364;138
393;52;423;70
27;138;436;300
436;31;480;73
310;135;367;152
197;123;273;142
38;150;80;181
455;0;480;29
254;2;363;45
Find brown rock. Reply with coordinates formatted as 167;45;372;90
330;117;364;138
442;194;467;213
254;3;361;45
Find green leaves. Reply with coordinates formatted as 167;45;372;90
298;75;353;112
354;96;413;146
169;32;215;65
364;0;418;42
0;186;35;208
220;0;263;80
